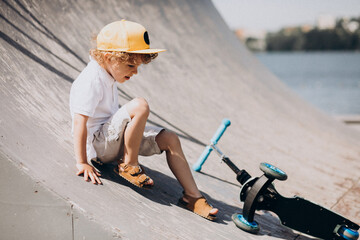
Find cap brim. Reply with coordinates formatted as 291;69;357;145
125;48;166;54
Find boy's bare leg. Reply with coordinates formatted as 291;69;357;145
123;98;153;185
156;130;218;215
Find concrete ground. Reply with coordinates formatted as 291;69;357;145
1;0;359;239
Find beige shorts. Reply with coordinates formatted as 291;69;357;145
92;106;164;164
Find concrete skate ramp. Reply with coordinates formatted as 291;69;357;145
1;0;359;239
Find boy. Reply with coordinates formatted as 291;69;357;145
69;20;218;220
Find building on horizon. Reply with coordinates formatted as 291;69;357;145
317;14;336;30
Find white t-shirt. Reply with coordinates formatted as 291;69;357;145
70;57;119;161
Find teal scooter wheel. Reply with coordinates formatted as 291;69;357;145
338;226;359;240
260;162;287;181
231;213;260;234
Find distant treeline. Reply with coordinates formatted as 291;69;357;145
266;17;360;51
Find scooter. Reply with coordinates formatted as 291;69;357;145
193;119;359;240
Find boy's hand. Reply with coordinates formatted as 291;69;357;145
76;163;102;184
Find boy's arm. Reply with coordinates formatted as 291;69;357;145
73;113;102;184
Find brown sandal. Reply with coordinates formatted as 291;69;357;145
114;163;153;188
178;192;217;221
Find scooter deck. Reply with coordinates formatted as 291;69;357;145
240;175;359;239
260;192;359;239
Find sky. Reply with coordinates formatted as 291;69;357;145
211;0;360;32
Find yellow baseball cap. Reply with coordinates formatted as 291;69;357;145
97;20;166;54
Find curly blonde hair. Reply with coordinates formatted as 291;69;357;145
89;49;158;66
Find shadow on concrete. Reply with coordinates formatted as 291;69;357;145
91;160;237;225
3;0;87;65
0;13;81;72
0;31;74;82
198;171;242;188
90;161;308;240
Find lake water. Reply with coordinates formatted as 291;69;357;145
255;52;360;116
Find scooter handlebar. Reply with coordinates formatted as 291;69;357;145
193;145;213;172
210;119;231;144
192;119;231;172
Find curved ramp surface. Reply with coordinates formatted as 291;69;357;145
1;0;359;239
